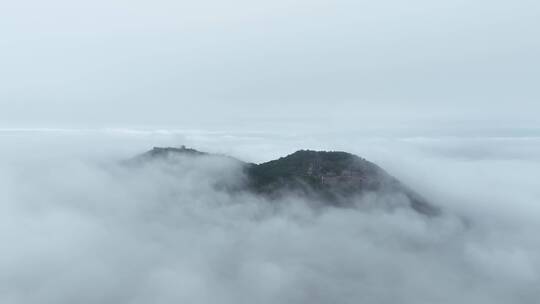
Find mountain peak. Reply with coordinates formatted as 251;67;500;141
132;146;439;216
148;145;207;157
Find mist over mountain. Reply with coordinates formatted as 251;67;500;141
1;0;539;302
0;130;539;304
133;146;439;215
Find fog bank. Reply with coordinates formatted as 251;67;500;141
1;130;539;303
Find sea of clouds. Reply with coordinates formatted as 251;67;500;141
0;128;539;303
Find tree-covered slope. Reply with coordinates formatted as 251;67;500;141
131;146;439;216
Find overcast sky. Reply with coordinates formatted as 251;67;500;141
1;0;538;129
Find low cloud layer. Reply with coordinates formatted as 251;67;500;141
1;130;539;303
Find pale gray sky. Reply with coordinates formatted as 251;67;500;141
1;0;539;129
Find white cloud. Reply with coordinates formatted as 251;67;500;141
0;131;538;303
